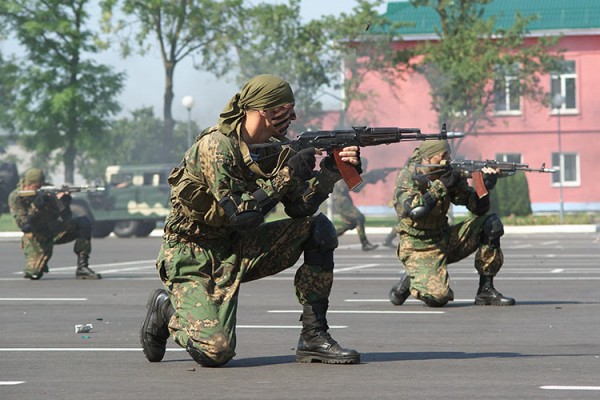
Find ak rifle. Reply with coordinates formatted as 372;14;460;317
250;123;463;190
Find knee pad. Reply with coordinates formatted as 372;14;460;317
77;216;92;239
186;339;229;367
422;295;448;308
481;214;504;248
302;214;338;270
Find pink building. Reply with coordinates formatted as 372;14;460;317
336;0;600;215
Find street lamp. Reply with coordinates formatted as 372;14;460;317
552;92;565;224
182;95;195;148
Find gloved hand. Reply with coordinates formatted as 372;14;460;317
439;169;461;189
21;223;33;233
483;172;498;191
287;148;316;181
32;193;48;208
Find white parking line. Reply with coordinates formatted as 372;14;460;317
335;263;379;273
344;298;474;304
0;381;25;385
0;298;87;301
268;309;444;314
540;385;600;391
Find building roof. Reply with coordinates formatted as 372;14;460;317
383;0;600;36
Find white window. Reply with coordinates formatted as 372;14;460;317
551;60;577;114
495;153;522;163
551;152;580;187
494;64;521;114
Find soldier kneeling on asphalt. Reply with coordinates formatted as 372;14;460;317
8;168;101;280
388;140;514;307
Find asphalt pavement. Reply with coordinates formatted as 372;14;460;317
1;230;599;400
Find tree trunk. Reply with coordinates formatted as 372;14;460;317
162;61;176;163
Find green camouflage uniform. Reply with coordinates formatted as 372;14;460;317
332;180;368;242
391;163;503;304
157;124;342;365
8;183;91;277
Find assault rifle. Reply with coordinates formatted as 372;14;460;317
415;159;556;198
18;184;106;197
250;123;463;190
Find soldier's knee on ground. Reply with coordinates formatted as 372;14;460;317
186;339;232;367
422;295;449;308
303;214;338;270
480;214;504;249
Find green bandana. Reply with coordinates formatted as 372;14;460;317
23;168;45;185
409;140;450;164
218;74;295;135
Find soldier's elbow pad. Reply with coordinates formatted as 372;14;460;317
408;206;429;220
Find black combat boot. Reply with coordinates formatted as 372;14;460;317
296;303;360;364
360;238;378;251
474;275;516;306
140;289;174;362
75;254;102;279
389;274;411;305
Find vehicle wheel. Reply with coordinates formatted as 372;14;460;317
92;221;115;238
134;221;157;237
113;221;141;238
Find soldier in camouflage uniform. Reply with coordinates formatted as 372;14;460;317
388;140;515;307
140;75;361;367
8;168;101;280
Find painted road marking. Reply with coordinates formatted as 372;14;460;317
268;309;444;314
0;298;87;301
335;263;379;273
344;298;474;303
0;381;25;385
541;386;600;391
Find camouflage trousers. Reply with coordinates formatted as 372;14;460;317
21;217;92;276
336;206;367;243
156;216;334;365
397;214;503;303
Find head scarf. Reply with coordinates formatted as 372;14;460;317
23;168;45;185
218;74;295;135
408;140;450;164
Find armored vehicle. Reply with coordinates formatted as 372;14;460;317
71;164;173;238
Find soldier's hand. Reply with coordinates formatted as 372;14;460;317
33;193;48;208
439;169;461;189
337;146;360;166
287;148;317;181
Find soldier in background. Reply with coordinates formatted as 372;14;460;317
333;159;395;251
388;140;514;307
8;168;101;280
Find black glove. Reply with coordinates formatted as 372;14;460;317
439;169;461;189
287;148;316;181
21;223;33;233
483;173;498;191
32;193;48;208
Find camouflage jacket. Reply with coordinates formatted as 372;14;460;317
391;164;488;238
8;185;72;237
164;125;342;241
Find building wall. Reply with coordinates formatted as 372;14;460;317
343;34;600;214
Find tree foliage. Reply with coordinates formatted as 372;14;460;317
100;0;244;161
0;0;124;183
409;0;564;153
489;172;532;217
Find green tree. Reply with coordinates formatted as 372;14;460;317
79;107;195;180
100;0;244;162
409;0;564;153
489;172;532;217
0;53;19;138
0;0;124;183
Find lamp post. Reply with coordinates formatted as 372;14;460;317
181;95;195;148
552;92;565;224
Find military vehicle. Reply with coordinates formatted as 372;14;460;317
71;164;174;238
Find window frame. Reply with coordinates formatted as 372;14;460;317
550;60;578;115
551;152;580;187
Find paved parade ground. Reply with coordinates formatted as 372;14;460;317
1;230;599;400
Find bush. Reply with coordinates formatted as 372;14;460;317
489;172;532;217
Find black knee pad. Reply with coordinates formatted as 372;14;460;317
302;214;338;270
480;214;504;248
77;216;92;239
422;295;448;308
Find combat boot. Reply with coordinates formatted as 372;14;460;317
296;303;360;364
382;239;396;249
140;289;174;362
389;274;411;305
360;238;378;251
474;275;516;306
75;254;102;279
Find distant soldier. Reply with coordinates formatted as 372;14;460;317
388;140;514;307
8;168;101;280
333;159;395;251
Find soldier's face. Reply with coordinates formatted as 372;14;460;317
266;103;296;139
428;151;450;165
